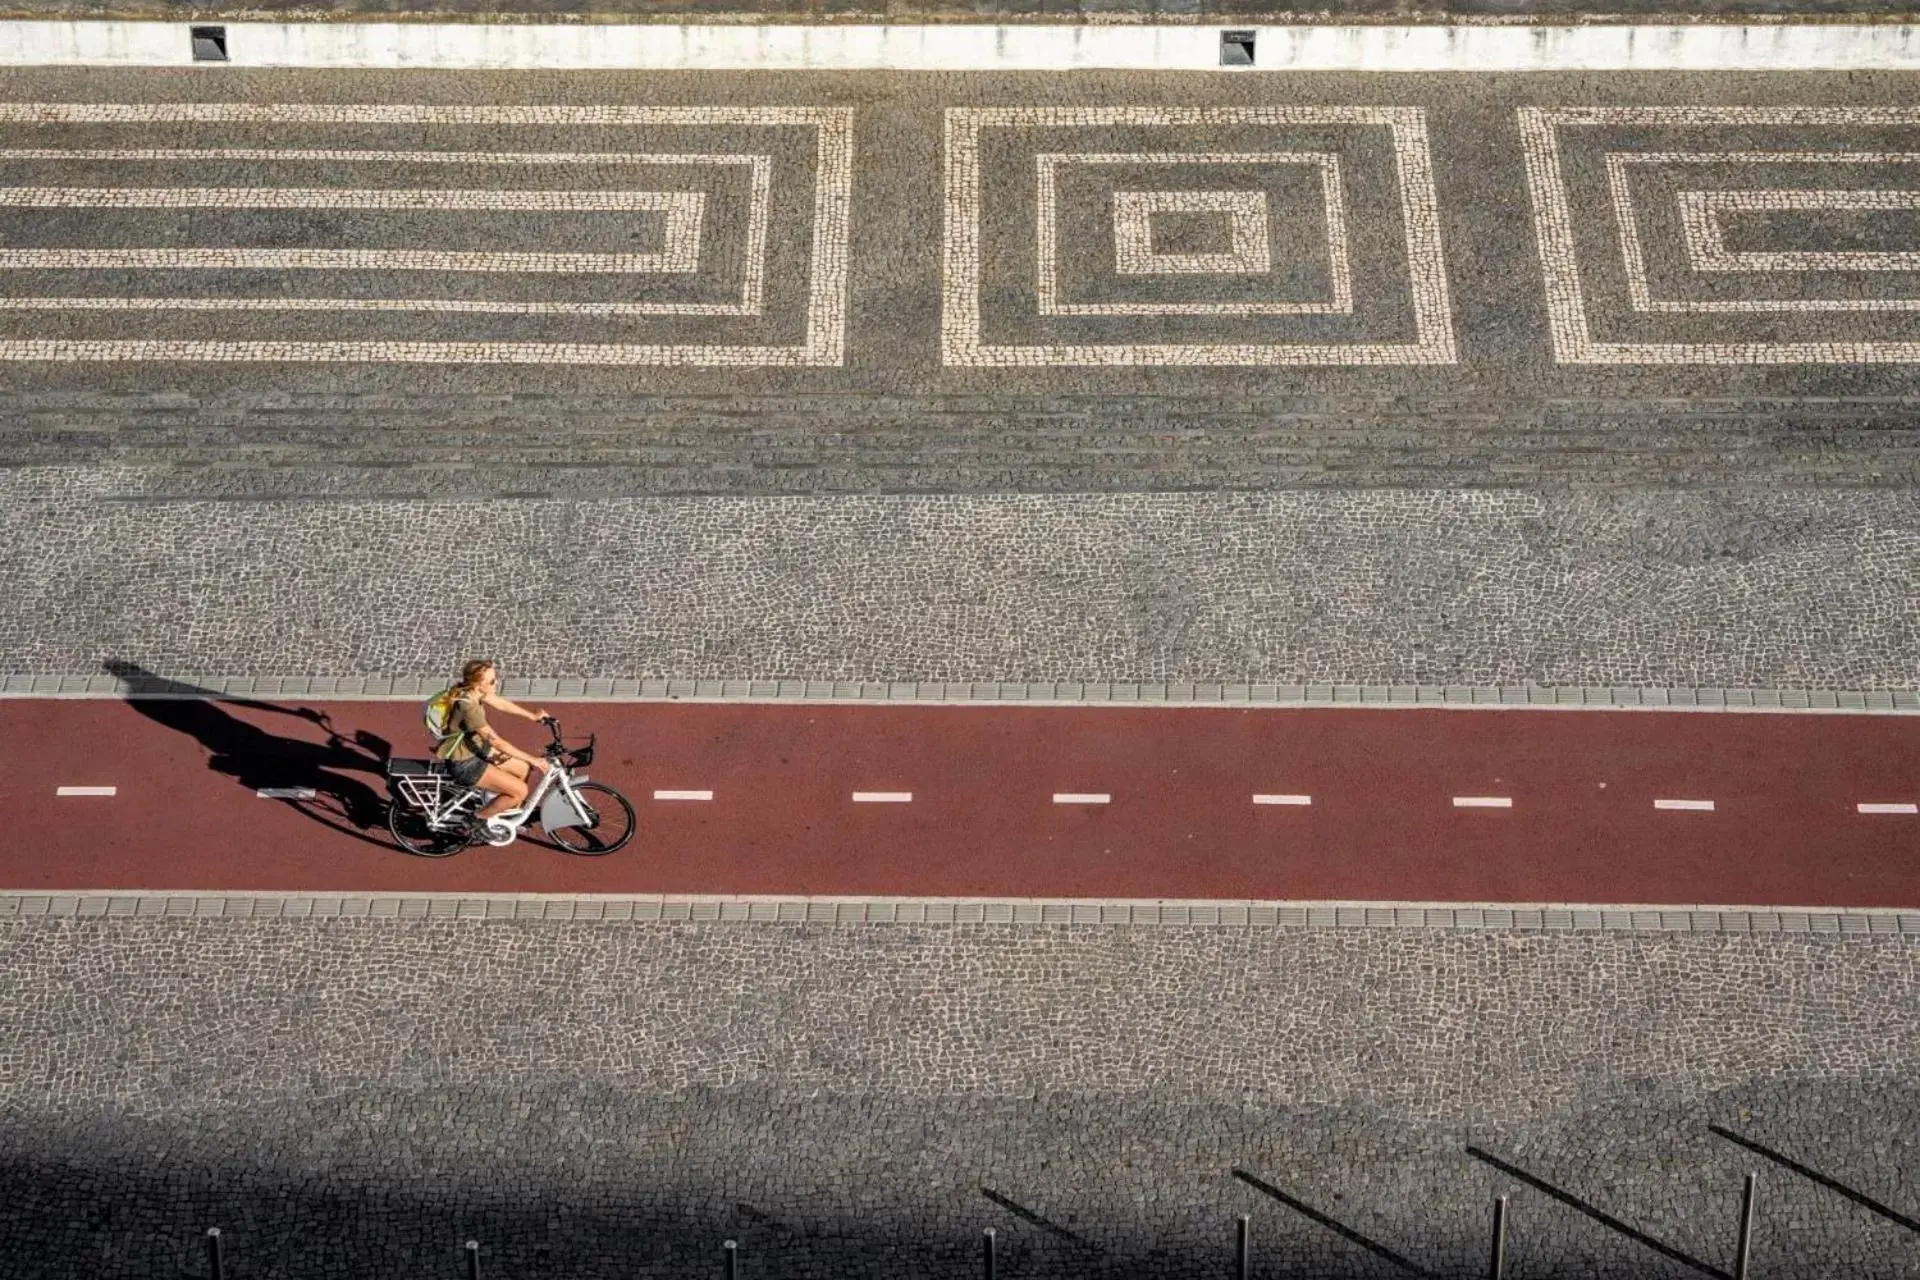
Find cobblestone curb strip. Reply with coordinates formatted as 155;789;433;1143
5;672;1918;714
6;892;1919;933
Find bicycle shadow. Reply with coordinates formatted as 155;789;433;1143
102;660;395;851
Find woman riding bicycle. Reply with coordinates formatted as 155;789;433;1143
438;660;551;827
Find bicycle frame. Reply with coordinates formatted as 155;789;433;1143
474;756;594;846
391;726;596;847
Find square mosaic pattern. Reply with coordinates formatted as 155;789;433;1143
1111;189;1274;278
0;104;851;366
1520;106;1920;363
943;107;1456;366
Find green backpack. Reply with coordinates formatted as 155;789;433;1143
423;687;463;757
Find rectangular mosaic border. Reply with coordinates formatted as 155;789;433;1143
3;892;1916;934
1520;104;1920;364
3;673;1916;714
942;105;1457;367
0;103;852;367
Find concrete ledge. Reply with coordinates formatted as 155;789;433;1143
4;672;1917;714
4;19;1920;68
4;891;1917;932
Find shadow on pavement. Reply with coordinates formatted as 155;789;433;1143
102;660;394;850
1464;1147;1726;1279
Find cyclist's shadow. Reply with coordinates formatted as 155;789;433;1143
103;660;394;849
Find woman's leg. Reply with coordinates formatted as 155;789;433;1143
476;763;528;819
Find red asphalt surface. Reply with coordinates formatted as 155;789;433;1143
4;697;1918;907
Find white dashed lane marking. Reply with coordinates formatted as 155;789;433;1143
1452;796;1513;809
1858;802;1919;815
55;786;116;797
256;787;316;800
653;790;713;801
1654;799;1717;811
1253;794;1313;806
852;792;913;803
1053;793;1111;805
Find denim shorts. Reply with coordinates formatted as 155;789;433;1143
448;753;487;788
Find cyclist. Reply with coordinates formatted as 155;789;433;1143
437;660;552;827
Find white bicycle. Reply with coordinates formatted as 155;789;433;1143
384;716;635;858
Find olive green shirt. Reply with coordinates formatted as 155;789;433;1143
437;693;492;763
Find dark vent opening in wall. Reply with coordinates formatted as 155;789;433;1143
1220;30;1256;66
190;25;228;62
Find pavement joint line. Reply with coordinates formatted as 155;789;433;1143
651;789;713;801
1453;796;1513;808
1655;798;1718;811
851;791;913;802
1053;793;1111;804
3;891;1916;934
1252;794;1313;805
5;21;1920;71
53;785;115;797
1859;802;1920;814
10;677;1915;715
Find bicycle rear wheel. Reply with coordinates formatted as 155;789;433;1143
388;802;471;858
545;781;636;855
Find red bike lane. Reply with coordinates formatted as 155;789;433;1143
3;695;1917;906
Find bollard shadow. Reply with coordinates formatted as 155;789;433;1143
1231;1168;1433;1277
979;1187;1102;1253
102;660;393;851
1465;1146;1728;1279
1709;1124;1920;1237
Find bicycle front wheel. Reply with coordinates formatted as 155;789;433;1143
545;781;636;855
388;802;470;858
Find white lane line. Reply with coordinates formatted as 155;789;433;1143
1654;799;1716;811
1858;802;1919;815
852;791;913;803
1053;793;1111;805
256;787;316;800
653;790;713;802
1452;796;1513;808
1253;794;1313;806
55;785;116;797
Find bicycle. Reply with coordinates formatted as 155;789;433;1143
384;716;636;858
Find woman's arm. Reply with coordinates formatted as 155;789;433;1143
476;724;545;770
482;691;550;723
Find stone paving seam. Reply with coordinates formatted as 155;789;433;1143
6;675;1920;714
4;892;1916;934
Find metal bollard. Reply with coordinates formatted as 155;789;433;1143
465;1239;480;1280
1236;1214;1250;1280
724;1238;739;1280
1488;1196;1508;1280
1734;1174;1757;1280
205;1228;223;1280
983;1227;996;1280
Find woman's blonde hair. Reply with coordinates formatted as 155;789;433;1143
456;659;495;692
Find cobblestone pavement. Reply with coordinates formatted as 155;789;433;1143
6;467;1919;688
2;71;1920;686
1;920;1917;1279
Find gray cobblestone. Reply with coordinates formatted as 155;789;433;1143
1;468;1915;689
2;920;1918;1278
